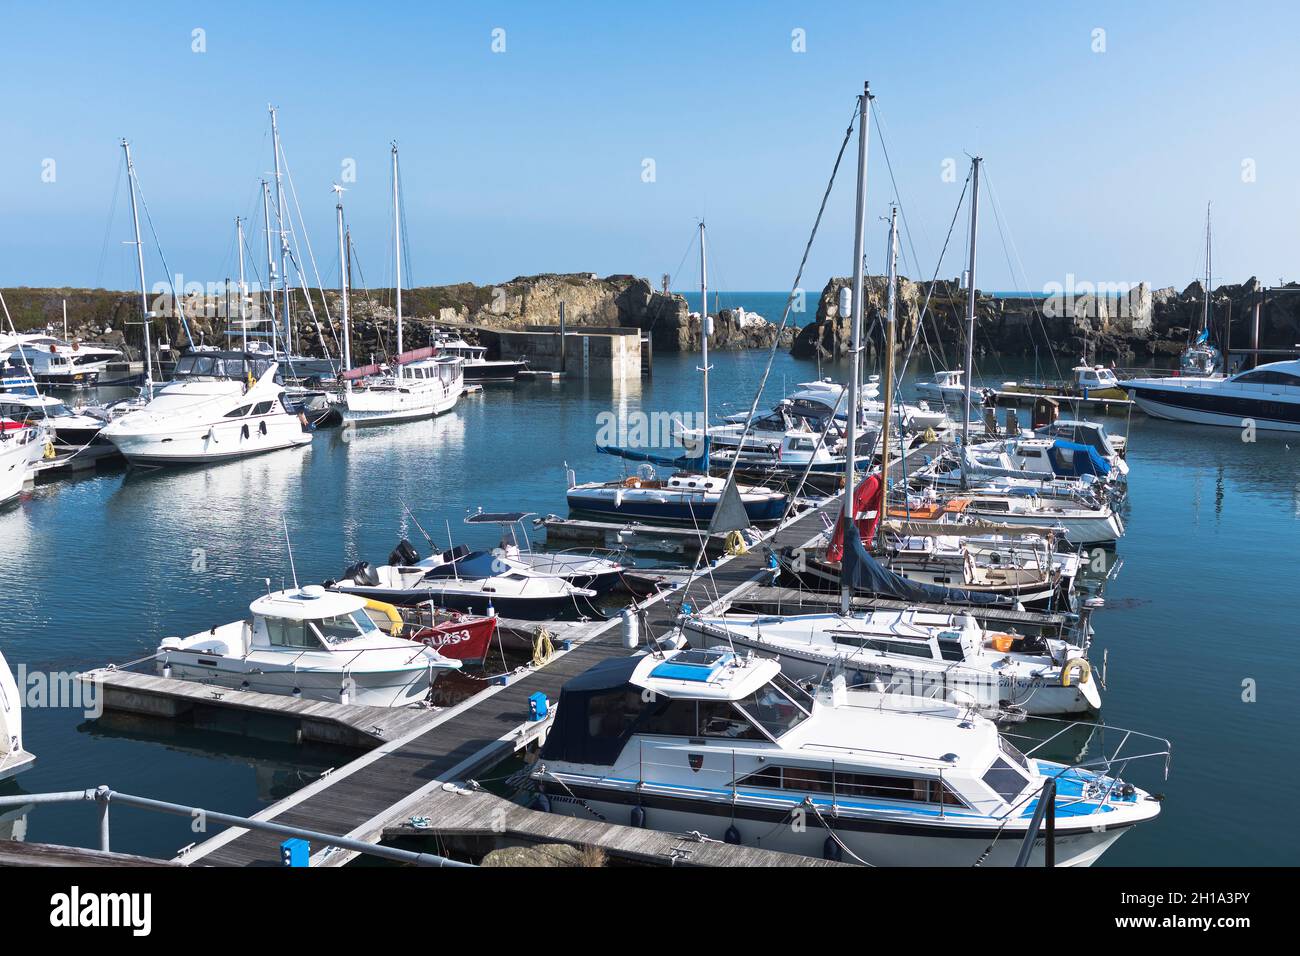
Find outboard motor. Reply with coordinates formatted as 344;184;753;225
344;561;379;587
389;538;420;567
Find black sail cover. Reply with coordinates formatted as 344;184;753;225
838;516;1008;606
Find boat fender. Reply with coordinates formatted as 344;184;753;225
365;599;404;637
630;805;646;829
259;420;268;436
241;424;250;440
724;824;741;845
823;835;843;862
1061;658;1091;687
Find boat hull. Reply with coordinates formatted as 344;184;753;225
566;488;787;524
156;657;436;707
105;419;312;466
407;615;498;664
334;583;588;620
538;786;1131;866
1124;384;1300;432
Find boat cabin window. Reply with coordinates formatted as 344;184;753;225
937;632;965;662
224;405;252;418
696;699;767;740
829;632;934;659
974;500;1009;513
1233;369;1300;387
771;671;815;711
251;400;274;416
981;756;1030;803
732;682;810;738
263;616;324;649
312;612;379;645
586;689;644;740
737;766;964;806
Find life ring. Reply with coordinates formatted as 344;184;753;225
364;599;404;637
1061;658;1091;687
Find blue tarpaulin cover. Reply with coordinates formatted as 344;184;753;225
839;517;1008;606
595;435;710;471
1047;439;1110;478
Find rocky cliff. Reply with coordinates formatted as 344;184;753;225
792;274;1300;365
0;273;790;359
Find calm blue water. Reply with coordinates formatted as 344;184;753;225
1;299;1295;864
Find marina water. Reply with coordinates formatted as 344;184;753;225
0;299;1295;864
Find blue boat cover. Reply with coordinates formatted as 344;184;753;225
420;550;504;580
1047;439;1110;478
839;517;1007;606
596;435;709;471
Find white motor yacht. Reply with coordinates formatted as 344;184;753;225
100;351;312;466
0;421;52;505
0;646;36;780
531;649;1163;865
1121;358;1300;433
156;585;460;707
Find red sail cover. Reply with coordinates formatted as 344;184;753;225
826;473;883;563
394;346;435;365
342;362;383;381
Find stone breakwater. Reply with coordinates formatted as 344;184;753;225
1;273;790;360
792;275;1300;364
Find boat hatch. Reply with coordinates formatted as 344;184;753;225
650;648;734;682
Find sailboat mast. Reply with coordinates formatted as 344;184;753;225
841;81;872;616
236;216;248;354
261;179;279;357
335;187;352;396
699;220;709;466
122;139;153;398
877;204;899;551
393;142;403;378
1203;201;1212;339
961;156;982;472
270;107;293;356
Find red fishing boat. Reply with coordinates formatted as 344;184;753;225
363;600;497;666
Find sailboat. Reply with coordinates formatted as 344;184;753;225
0;645;35;780
1180;204;1224;378
333;144;464;426
566;222;789;524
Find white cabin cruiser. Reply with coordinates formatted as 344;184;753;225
4;334;124;389
0;421;52;505
567;470;787;524
157;585;459;707
339;352;465;425
101;351;311;466
1121;358;1300;433
686;608;1099;715
465;510;626;593
0;393;111;450
331;541;598;620
915;369;967;403
0;646;36;780
531;649;1162;865
433;333;527;383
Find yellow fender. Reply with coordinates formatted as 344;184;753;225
725;530;749;556
1061;657;1091;687
364;599;404;637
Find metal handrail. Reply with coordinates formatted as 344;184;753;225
0;786;472;867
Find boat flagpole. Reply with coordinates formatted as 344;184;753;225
261;179;279;358
270;106;293;357
122;139;154;400
334;184;352;397
960;155;982;489
841;81;872;616
393;142;403;379
878;203;898;551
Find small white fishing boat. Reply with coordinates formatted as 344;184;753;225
157;585;460;707
100;352;311;466
685;607;1099;715
464;509;626;593
0;646;36;780
915;369;967;403
531;648;1163;865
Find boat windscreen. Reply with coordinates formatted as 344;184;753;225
733;682;810;740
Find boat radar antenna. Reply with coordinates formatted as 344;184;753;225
282;517;300;591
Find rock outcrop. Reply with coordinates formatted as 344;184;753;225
793;274;1296;364
0;273;790;358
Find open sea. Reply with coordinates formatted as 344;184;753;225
1;292;1296;864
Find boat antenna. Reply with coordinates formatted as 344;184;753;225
960;155;982;489
399;498;436;550
282;516;300;590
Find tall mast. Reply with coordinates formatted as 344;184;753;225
236;216;248;354
961;155;982;481
270;106;293;356
841;82;872;616
334;185;352;396
393;142;403;378
122;139;153;399
1203;201;1212;339
877;204;899;552
261;179;279;356
699;220;709;469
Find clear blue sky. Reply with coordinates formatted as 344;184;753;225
1;0;1297;296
